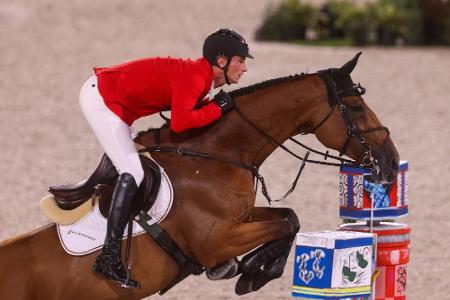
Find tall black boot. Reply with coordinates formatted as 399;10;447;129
92;173;140;288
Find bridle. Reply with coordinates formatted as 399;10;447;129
235;70;390;172
314;69;390;174
231;69;390;202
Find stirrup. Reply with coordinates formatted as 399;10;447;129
92;256;140;289
121;267;140;289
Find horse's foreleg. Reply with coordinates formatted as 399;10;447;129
203;218;289;282
201;207;299;293
214;219;295;264
241;207;300;273
234;207;300;295
250;207;300;229
201;207;298;266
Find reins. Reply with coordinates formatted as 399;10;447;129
139;145;257;173
137;144;307;204
234;106;355;167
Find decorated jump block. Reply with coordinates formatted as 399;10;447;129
292;230;374;299
339;222;410;300
338;161;408;220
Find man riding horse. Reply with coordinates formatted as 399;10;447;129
77;28;253;288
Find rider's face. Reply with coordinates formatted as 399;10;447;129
226;56;247;84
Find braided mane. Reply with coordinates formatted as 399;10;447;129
229;73;308;98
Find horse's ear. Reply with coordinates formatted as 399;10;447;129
336;52;362;76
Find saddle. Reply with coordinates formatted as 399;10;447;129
48;154;162;218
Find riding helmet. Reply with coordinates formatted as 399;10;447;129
203;28;254;66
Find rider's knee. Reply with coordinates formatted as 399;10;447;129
119;167;144;186
132;169;144;186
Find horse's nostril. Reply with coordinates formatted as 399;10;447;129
386;171;394;183
391;158;398;171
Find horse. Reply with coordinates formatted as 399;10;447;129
0;53;399;299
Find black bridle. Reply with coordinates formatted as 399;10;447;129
316;69;390;175
230;70;390;202
235;70;390;171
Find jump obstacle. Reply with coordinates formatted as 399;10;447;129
292;161;409;299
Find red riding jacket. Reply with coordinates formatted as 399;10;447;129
94;57;221;133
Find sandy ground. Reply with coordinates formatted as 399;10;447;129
1;1;449;299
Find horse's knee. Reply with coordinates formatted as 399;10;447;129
197;254;217;268
195;246;224;268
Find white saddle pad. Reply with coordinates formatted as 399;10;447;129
57;166;174;256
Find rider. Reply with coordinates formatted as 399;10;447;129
80;28;253;288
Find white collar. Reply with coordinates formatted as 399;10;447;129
202;81;215;101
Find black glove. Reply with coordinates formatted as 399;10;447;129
213;89;235;114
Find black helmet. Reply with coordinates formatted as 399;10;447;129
203;28;254;66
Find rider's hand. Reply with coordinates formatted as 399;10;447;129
213;90;235;114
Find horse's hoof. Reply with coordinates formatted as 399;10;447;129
235;272;255;295
206;258;240;281
264;256;286;278
235;257;286;296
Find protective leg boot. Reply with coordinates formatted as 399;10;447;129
92;173;140;288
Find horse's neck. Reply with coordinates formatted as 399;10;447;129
190;75;325;166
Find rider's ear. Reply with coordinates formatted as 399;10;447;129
336;52;362;76
216;55;228;68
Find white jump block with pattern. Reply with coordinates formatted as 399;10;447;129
292;230;374;299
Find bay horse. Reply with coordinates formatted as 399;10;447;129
0;53;398;299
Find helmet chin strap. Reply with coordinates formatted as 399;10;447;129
219;57;232;85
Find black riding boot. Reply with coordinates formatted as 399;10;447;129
92;172;140;288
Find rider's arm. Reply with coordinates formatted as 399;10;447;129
170;74;221;133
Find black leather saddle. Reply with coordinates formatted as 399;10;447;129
48;154;162;218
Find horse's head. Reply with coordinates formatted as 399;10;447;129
311;53;399;183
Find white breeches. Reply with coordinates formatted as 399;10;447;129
79;75;144;186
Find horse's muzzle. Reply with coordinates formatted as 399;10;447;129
370;155;398;184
